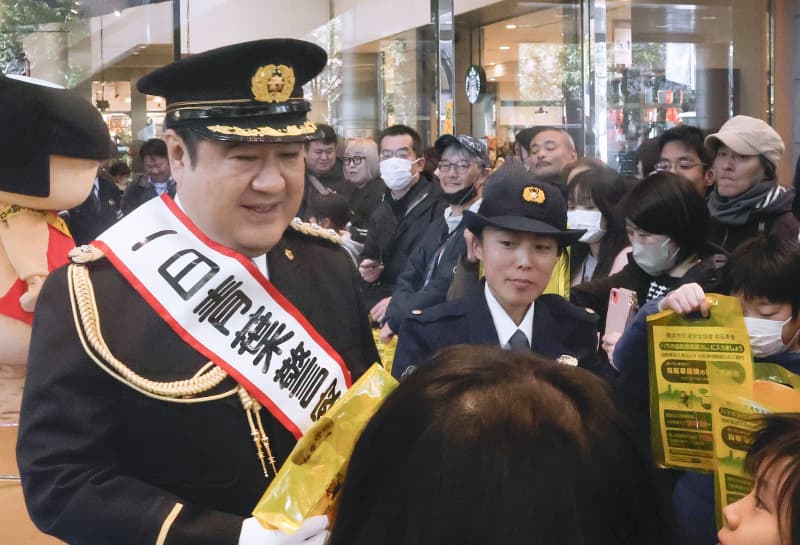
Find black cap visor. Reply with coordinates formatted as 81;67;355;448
464;211;585;245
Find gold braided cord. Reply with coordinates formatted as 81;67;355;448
68;263;237;404
237;386;277;478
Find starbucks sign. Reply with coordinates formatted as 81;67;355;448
465;65;486;104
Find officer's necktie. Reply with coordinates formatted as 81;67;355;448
508;329;530;350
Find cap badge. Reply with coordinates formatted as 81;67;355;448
284;248;295;261
522;185;545;204
251;64;296;103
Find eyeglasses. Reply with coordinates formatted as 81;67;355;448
343;156;366;166
438;161;474;174
654;159;706;172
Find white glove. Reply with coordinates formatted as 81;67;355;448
238;515;329;545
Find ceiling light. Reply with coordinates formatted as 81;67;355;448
505;24;517;29
498;45;511;50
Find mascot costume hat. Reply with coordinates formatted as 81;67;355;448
0;73;111;392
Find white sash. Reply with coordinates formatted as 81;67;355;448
95;195;351;438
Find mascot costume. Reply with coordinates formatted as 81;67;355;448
0;73;111;418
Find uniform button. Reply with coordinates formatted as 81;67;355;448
411;309;422;315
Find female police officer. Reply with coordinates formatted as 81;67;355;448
392;160;607;380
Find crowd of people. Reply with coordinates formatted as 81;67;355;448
7;36;800;545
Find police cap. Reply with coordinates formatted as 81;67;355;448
0;74;112;197
137;39;326;143
464;159;585;245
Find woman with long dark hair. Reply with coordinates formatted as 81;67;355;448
567;167;634;285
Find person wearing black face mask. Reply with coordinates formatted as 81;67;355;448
381;134;489;343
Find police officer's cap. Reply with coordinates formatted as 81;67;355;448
0;74;113;197
464;159;585;245
137;39;326;143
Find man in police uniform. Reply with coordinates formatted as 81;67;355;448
17;39;378;545
392;160;607;381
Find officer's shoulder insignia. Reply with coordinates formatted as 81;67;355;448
68;244;106;264
288;218;342;245
521;185;545;204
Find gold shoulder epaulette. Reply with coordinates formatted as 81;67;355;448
288;218;342;245
68;244;106;264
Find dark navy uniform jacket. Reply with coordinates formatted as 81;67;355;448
17;227;379;545
392;287;606;380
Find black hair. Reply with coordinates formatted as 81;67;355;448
170;128;202;168
568;167;634;279
624;171;708;263
422;146;440;180
309;192;350;231
561;157;611;181
306;123;337;148
722;234;800;319
759;154;777;182
108;160;131;177
378;124;423;158
745;413;800;545
658;126;712;172
635;138;661;178
514;127;545;156
139;138;168;161
329;345;672;545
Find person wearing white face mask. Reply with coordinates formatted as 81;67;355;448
358;125;445;323
613;233;800;545
382;134;489;343
571;172;726;330
566;167;633;285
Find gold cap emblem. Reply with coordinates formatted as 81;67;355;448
251;64;296;103
284;248;294;261
522;185;545;204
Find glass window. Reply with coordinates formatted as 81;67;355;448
596;0;771;174
473;2;583;161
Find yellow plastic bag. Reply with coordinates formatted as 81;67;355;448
543;248;570;298
371;328;398;376
647;294;754;471
711;363;800;527
252;363;397;532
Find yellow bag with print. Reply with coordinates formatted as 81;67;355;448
252;363;397;532
711;363;800;527
647;294;754;471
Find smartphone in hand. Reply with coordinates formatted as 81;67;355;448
605;287;638;337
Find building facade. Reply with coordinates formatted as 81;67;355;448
5;0;797;181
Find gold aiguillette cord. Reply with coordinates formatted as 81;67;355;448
238;387;278;478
